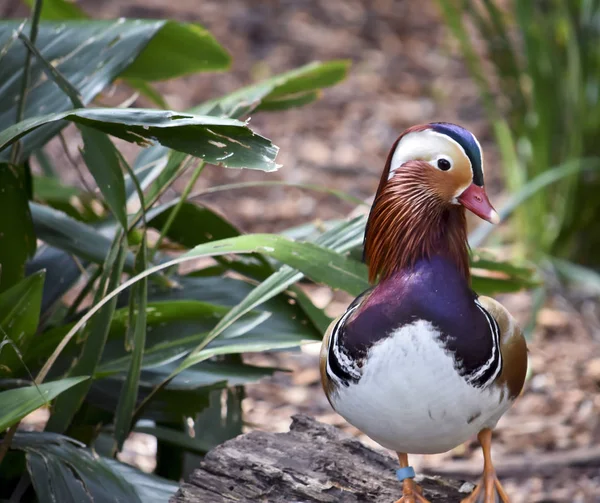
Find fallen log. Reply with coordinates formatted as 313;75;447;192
170;415;472;502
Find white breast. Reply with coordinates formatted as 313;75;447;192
329;319;511;454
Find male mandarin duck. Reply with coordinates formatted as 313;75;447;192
320;123;528;503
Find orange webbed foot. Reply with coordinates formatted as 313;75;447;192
393;453;432;503
461;429;511;503
460;473;510;503
393;481;430;503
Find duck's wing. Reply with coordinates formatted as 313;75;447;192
477;296;528;399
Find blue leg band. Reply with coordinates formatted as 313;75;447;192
396;466;416;482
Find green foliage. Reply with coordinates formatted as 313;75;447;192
0;19;196;157
0;1;536;501
0;164;36;291
45;233;128;434
437;0;600;271
120;21;231;81
0;271;45;374
0;378;88;431
112;236;148;451
12;431;176;503
0;108;280;171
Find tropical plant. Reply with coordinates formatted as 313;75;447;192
0;1;537;501
436;0;600;284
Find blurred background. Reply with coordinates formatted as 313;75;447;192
3;1;600;502
5;0;493;233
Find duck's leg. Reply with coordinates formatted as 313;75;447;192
393;453;431;503
461;429;511;503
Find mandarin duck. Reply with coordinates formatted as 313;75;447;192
320;123;528;503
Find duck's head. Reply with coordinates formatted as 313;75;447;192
364;122;498;283
382;122;499;223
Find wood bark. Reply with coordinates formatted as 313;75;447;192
171;415;473;502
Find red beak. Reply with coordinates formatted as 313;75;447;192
457;184;500;224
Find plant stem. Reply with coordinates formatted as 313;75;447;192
127;155;195;232
8;472;31;503
0;0;44;466
58;132;94;193
148;160;206;261
10;0;43;164
117;150;174;290
0;20;27;66
0;424;18;466
64;266;102;321
17;31;84;108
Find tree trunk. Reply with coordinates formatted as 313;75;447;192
170;415;472;502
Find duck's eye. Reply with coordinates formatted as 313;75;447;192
437;158;452;171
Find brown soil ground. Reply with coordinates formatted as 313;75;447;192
5;1;600;502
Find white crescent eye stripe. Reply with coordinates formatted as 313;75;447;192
387;130;473;180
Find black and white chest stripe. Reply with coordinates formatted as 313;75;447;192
463;299;503;389
325;304;362;387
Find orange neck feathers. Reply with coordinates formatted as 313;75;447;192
364;145;470;285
